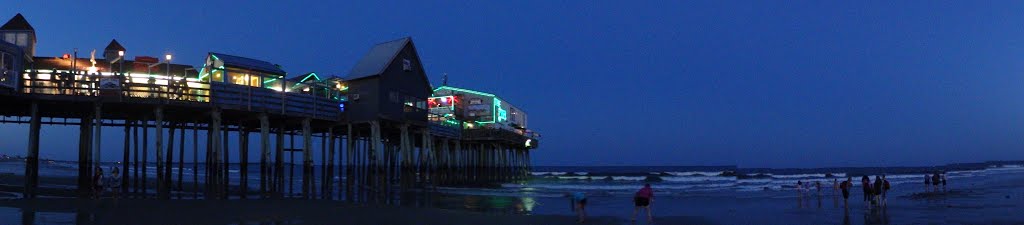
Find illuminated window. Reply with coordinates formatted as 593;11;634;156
2;33;13;45
15;33;28;47
248;74;260;87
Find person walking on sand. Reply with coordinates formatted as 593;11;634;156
109;167;122;202
840;177;852;208
881;175;890;206
796;180;804;195
924;174;931;192
861;176;872;208
941;172;947;191
873;176;883;207
816;181;823;196
632;184;654;223
571;191;587;223
92;166;104;199
833;178;840;195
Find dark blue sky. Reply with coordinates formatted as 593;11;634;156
3;1;1024;168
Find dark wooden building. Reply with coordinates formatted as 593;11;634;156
343;37;431;125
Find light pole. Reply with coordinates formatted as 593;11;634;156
165;54;173;99
118;50;125;75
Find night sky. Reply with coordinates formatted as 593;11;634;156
3;1;1024;168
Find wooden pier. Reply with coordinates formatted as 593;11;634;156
0;13;538;202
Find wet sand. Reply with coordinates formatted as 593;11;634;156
0;198;641;225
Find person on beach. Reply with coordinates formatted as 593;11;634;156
861;176;873;208
632;184;654;222
796;181;804;195
840;177;852;208
873;176;883;206
109;167;121;201
816;181;822;196
571;191;587;223
833;178;840;195
931;172;941;192
92;166;104;199
941;173;947;191
881;175;890;206
924;174;931;192
880;175;888;205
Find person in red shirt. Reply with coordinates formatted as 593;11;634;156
632;183;655;223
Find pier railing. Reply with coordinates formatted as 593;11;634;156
19;70;341;120
21;71;211;102
210;82;340;121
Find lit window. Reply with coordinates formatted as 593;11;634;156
15;33;28;47
2;33;13;45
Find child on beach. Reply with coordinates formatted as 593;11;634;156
881;175;890;206
941;173;947;191
109;167;121;201
632;184;654;223
93;166;104;199
873;176;883;206
815;181;822;196
924;174;931;192
570;192;587;223
840;177;852;208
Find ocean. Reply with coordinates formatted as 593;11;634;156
2;158;1024;224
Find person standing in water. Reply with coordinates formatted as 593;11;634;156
571;191;587;223
932;171;941;192
861;176;873;209
924;174;932;192
840;177;852;208
873;176;883;206
816;181;823;196
632;184;654;223
881;175;890;206
941;172;948;191
833;178;840;195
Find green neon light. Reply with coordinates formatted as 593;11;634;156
494;98;507;123
197;66;207;80
433;86;495;97
263;78;277;83
299;72;320;83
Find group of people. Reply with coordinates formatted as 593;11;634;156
833;175;889;209
924;171;947;192
795;180;824;196
569;183;655;224
91;166;122;200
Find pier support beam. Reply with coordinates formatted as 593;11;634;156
210;108;222;199
77;113;93;197
259;114;269;198
240;128;249;199
93;103;102;170
326;127;335;200
24;101;41;199
155;106;165;199
345;124;354;202
122;120;130;194
301;118;312;199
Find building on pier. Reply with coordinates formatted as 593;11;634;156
0;12;537;200
431;86;539;148
343;37;431;125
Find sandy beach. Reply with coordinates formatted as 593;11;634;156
0;198;696;225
